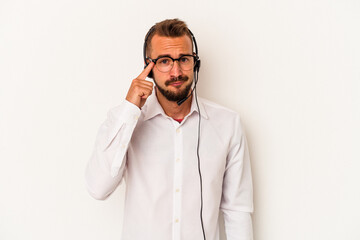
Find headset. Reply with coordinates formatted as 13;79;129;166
143;25;206;240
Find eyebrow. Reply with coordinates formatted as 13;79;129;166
155;54;171;59
155;53;192;59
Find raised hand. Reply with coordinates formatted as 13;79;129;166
125;62;155;108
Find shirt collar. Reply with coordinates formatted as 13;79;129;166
143;91;209;121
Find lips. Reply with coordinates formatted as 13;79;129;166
169;81;184;87
165;76;189;87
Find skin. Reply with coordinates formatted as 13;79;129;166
126;34;194;119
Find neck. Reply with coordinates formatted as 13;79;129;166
155;88;192;119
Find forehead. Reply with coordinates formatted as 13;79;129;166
150;34;193;57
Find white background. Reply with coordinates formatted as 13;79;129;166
1;0;359;239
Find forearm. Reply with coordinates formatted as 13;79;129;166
85;100;141;200
85;147;124;200
221;114;254;239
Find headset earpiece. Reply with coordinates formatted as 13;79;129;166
143;58;154;78
193;56;201;73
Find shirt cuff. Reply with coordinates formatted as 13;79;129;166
119;100;141;124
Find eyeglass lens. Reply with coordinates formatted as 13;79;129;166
155;56;194;72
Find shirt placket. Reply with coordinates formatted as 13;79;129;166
172;122;183;240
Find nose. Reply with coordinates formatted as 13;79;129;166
169;60;182;77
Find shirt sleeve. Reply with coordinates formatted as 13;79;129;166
220;114;254;240
85;100;141;200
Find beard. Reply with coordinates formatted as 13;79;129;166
154;75;193;102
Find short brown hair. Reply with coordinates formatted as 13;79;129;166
144;18;192;57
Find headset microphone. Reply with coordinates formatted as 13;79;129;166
176;93;191;106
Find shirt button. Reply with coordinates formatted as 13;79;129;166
176;128;181;134
176;158;180;163
175;218;179;223
176;188;180;192
121;144;126;149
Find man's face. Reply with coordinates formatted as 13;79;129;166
149;34;194;102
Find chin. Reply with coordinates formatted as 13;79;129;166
156;81;192;102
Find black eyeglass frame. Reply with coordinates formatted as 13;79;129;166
146;54;199;72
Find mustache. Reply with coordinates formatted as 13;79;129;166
165;75;189;86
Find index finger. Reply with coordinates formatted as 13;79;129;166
137;61;155;80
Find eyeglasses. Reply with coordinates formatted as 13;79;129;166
147;55;196;73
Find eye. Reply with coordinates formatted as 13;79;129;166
157;57;171;65
180;56;190;63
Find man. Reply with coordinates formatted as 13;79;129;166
85;19;253;240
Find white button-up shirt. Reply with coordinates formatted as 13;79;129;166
85;93;253;240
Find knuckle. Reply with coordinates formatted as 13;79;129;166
132;85;140;91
